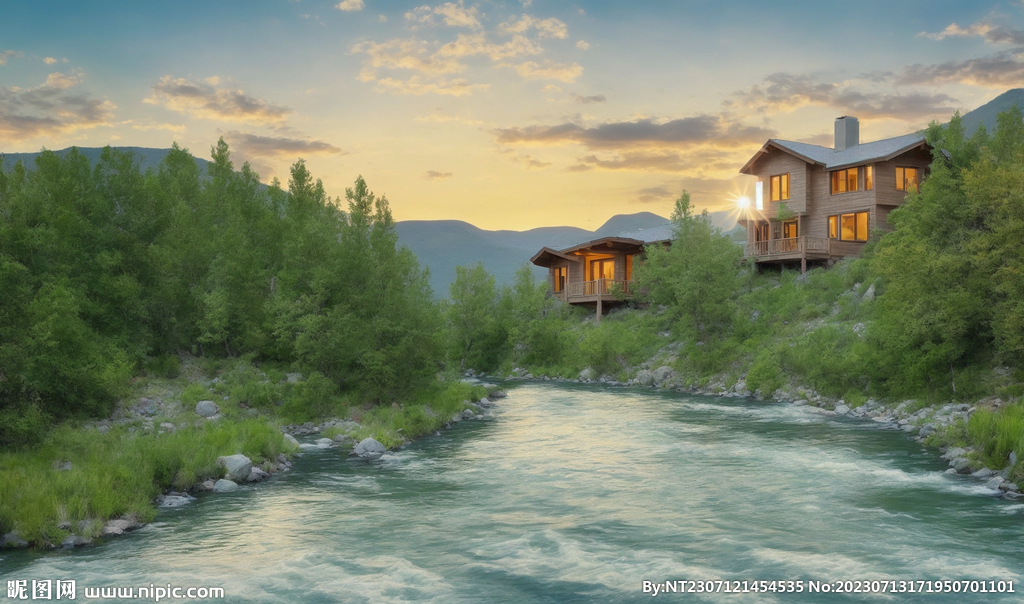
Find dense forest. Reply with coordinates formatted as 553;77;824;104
0;141;449;447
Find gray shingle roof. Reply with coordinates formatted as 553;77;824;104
767;132;927;170
615;223;673;244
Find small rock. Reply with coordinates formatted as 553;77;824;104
55;461;73;471
985;476;1006;491
353;437;386;459
1011;451;1018;465
246;467;270;482
578;367;595;381
944;468;958;475
159;422;176;433
283;433;300;448
60;535;91;548
862;282;875;302
195;400;219;417
213;479;239;492
834;404;850;415
1;531;28;548
952;458;972;473
158;494;194;508
971;468;996;478
487;390;507;401
635;369;654;386
1001;482;1019;492
315;437;334;448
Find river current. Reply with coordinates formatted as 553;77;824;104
2;383;1023;603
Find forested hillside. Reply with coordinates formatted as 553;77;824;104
0;141;442;447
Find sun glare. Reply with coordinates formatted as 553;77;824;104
737;197;750;209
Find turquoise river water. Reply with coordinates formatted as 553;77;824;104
2;383;1023;603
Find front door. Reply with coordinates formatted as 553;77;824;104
782;220;798;251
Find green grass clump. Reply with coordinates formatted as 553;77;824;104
966;403;1024;476
0;417;288;547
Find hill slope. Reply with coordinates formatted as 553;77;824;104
960;89;1024;135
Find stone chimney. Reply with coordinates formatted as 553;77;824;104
834;116;859;151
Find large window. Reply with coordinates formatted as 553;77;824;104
829;212;869;242
830;167;859;194
770;173;790;201
553;266;567;292
865;165;873;191
896;167;918;192
625;255;633;281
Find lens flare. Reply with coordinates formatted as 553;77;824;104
737;197;750;209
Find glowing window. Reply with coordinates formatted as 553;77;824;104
552;266;567;292
896;167;919;192
865;165;873;191
770;173;790;202
831;167;859;194
831;212;869;242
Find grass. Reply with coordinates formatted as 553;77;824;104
0;418;288;547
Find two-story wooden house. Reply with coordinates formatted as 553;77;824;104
530;224;672;320
738;116;932;272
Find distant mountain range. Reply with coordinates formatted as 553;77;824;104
1;146;212;175
960;88;1024;135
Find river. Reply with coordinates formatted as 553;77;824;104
2;383;1023;602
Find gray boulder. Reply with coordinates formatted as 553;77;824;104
159;422;176;433
353;437;387;459
217;454;253;482
862;282;875;302
213;479;239;492
487;390;507;401
652;366;674;385
60;535;91;548
952;458;972;473
985;476;1006;491
578;367;595;381
283;433;300;448
286;372;303;384
635;369;655;386
195;400;219;417
246;467;270;482
834;404;850;415
1;531;28;548
971;468;996;478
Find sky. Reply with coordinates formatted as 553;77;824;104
1;1;1021;230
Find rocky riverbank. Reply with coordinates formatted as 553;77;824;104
0;365;505;551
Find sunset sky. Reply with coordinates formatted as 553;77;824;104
2;0;1021;230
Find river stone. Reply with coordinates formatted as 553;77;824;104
283;433;300;448
158;494;194;508
213;479;239;492
60;535;91;548
246;467;270;482
652;366;674;385
952;458;972;473
217;454;253;481
1012;451;1018;465
315;437;334;448
159;422;176;433
195;400;219;417
353;437;386;459
579;367;595;381
971;468;996;478
985;476;1006;491
1;531;28;548
834;404;850;415
1002;482;1019;492
635;370;655;386
944;468;958;475
487;390;507;401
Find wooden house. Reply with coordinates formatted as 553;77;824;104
530;224;671;320
738;116;932;272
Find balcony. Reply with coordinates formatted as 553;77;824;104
745;236;832;260
556;279;634;302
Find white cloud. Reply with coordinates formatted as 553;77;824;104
379;14;387;22
0;72;116;141
424;169;453;179
575;40;590;50
505;60;583;82
437;32;542;60
337;0;365;12
405;2;482;29
499;14;568;39
373;75;487;96
43;56;58;65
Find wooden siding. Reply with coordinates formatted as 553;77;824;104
873;148;932;206
749;147;809;214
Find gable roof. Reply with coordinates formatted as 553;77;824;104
739;132;929;174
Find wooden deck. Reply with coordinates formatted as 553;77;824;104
557;278;633;302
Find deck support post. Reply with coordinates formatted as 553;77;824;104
801;255;807;274
596;297;602;322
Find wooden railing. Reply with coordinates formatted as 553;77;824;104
746;236;831;257
564;279;633;299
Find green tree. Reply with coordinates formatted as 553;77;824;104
634;191;742;341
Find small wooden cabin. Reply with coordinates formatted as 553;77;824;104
530;225;671;320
